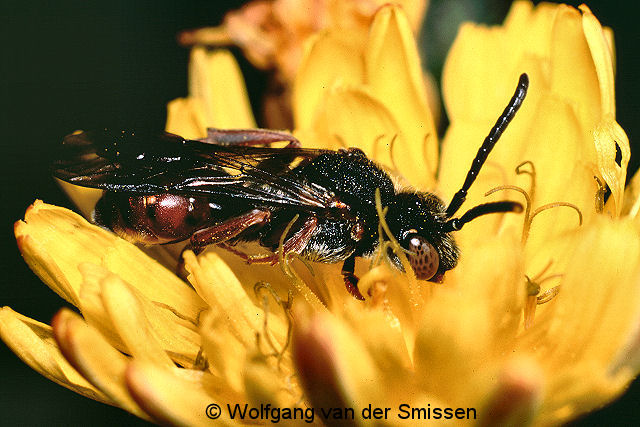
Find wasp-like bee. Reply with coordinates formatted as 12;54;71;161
54;74;529;299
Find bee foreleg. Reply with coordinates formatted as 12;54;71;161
341;255;365;300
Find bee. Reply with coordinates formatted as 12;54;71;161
54;74;529;300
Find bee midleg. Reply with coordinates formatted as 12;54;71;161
341;254;365;301
245;216;318;265
204;128;301;148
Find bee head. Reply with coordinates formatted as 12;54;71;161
384;192;459;282
383;190;523;281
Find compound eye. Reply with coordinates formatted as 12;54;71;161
406;235;439;280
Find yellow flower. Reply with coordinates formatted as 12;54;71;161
166;48;257;139
1;2;638;427
171;0;435;131
289;3;639;425
4;201;297;424
178;0;427;83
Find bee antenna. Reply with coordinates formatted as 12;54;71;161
445;73;529;218
442;201;523;232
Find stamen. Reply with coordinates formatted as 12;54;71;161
193;347;209;371
371;134;387;164
254;281;294;368
276;214;299;277
369;280;389;308
388;134;401;177
276;216;325;311
530;202;583;227
485;185;531;243
486;160;582;244
333;133;349;149
373;134;407;180
523;262;563;329
486;161;574;329
531;258;553;282
515;161;537;205
374;188;420;298
536;286;560;304
372;206;393;268
421;132;435;179
524;275;540;297
523;295;537;331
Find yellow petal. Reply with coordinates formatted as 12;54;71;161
288;260;349;311
165;97;208;140
0;307;112;405
198;310;247;393
52;309;150;419
125;362;236;426
413;291;495;405
213;247;324;312
15;201;208;322
536;360;629;425
76;264;127;351
443;22;523;124
593;118;630;216
478;357;542;426
100;273;176;368
531;218;640;369
357;264;420;355
292;32;365;131
518;97;594;256
620;167;640;222
184;251;287;349
580;5;615;117
580;4;630;215
188;48;256;129
518;218;640;419
340;298;413;376
549;6;600;127
365;5;437;188
55;179;103;220
412;233;523;404
292;4;437;188
611;314;640;379
448;231;525;345
293;312;380;410
78;264;202;368
244;352;296;408
309;85;400;167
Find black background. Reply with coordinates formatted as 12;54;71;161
0;1;637;425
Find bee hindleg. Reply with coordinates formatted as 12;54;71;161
204;128;301;148
341;255;365;300
175;210;271;277
190;209;271;249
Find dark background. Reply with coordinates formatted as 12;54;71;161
0;1;636;424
